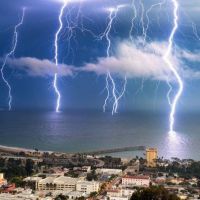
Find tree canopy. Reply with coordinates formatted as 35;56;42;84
131;186;180;200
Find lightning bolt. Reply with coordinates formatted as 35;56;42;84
129;1;146;97
54;0;68;113
113;76;127;113
100;7;120;114
129;0;137;43
163;0;183;134
144;0;166;43
0;8;25;111
139;0;145;44
166;78;172;106
192;22;200;41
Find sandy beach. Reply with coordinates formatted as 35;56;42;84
0;145;53;154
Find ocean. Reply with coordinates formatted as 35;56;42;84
0;110;199;159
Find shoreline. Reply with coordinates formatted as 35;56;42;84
0;144;146;158
0;144;53;154
0;144;197;160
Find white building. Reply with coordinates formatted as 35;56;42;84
76;180;100;195
122;188;136;197
109;197;129;200
107;189;122;197
106;190;129;200
107;188;135;200
67;191;85;200
73;166;91;173
122;175;150;187
37;176;79;192
37;177;55;191
24;176;42;182
96;168;122;175
82;166;91;173
0;189;42;200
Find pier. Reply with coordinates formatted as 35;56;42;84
84;146;146;155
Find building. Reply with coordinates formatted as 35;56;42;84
124;161;139;175
109;196;129;200
3;184;16;193
76;180;100;195
82;166;91;173
122;175;150;187
106;188;136;200
37;176;79;192
146;148;158;167
106;190;129;200
67;191;85;199
122;188;136;198
0;173;7;187
96;168;122;175
107;189;122;198
73;166;91;173
167;177;185;185
109;197;129;200
0;189;41;200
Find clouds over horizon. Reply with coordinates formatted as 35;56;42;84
83;41;200;81
82;41;173;80
7;57;73;77
7;40;200;82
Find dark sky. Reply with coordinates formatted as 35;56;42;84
0;0;200;113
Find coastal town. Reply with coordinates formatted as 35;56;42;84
0;147;200;200
1;0;200;199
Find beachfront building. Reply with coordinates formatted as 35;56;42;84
122;175;150;187
76;180;100;194
0;173;7;187
146;148;158;167
37;176;79;192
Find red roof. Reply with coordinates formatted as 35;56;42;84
4;184;16;192
123;175;150;180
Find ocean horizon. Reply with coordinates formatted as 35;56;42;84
0;110;199;159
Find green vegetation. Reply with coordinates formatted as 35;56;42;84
100;156;122;168
10;177;25;187
89;191;97;197
109;174;117;181
55;194;69;200
66;170;79;178
86;169;97;181
25;159;34;176
75;197;85;200
131;186;180;200
158;161;200;178
0;158;34;184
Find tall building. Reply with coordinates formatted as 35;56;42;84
146;148;157;167
76;180;100;194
